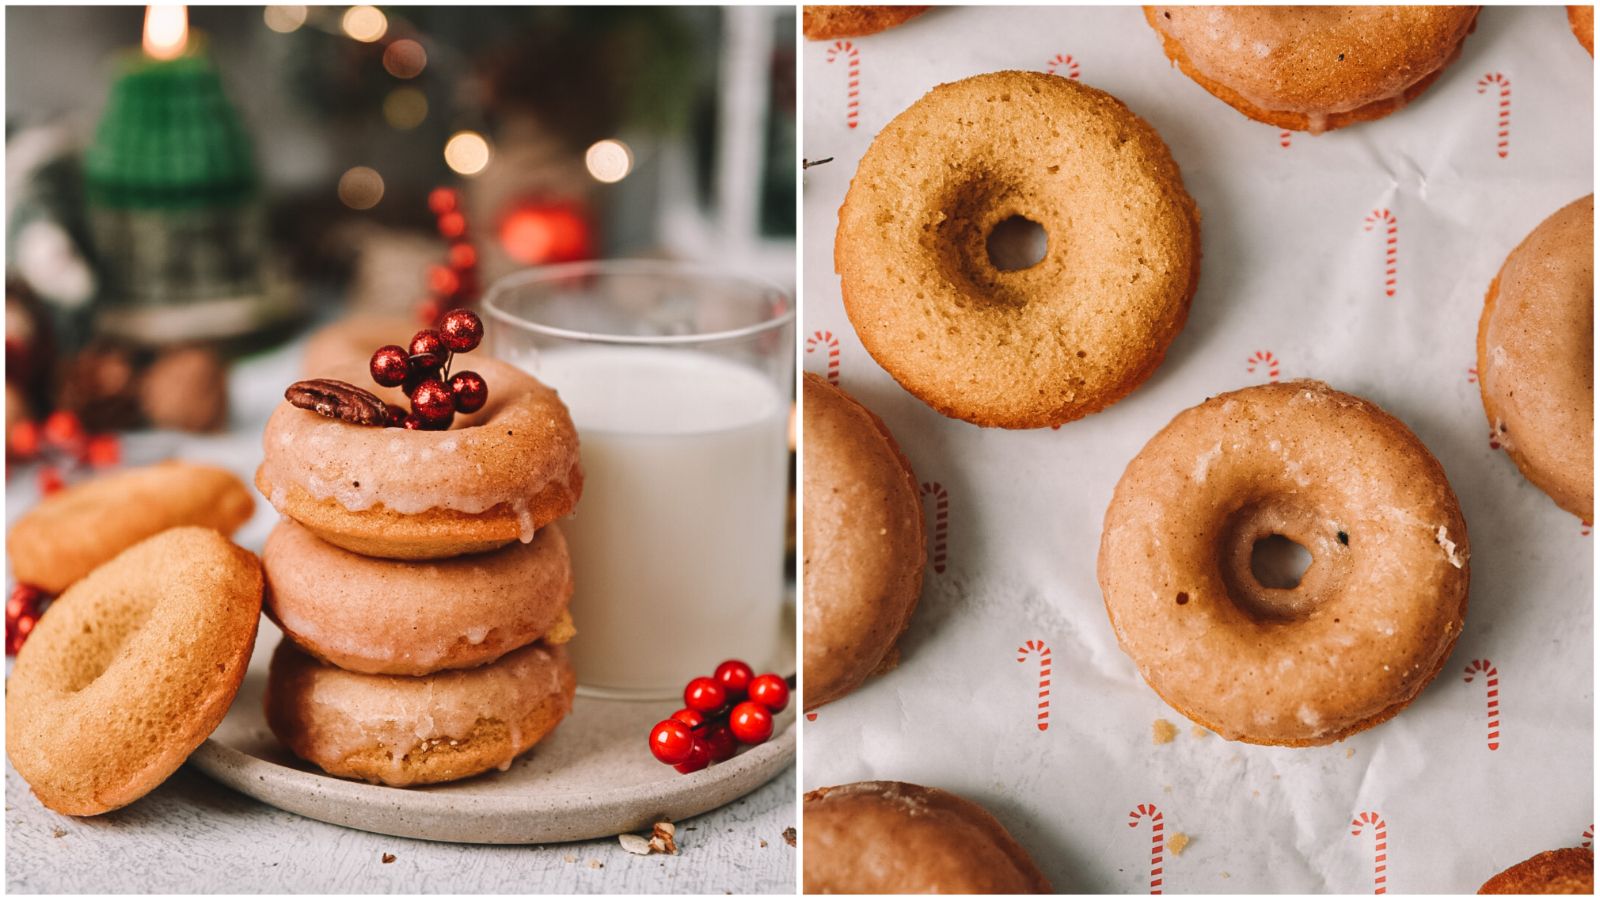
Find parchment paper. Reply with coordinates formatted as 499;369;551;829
801;6;1593;893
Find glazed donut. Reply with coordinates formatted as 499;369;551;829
256;356;583;560
835;70;1200;429
803;5;927;40
1478;194;1594;520
301;312;417;378
804;781;1051;893
803;373;924;710
265;638;575;787
1571;6;1594;56
7;461;254;594
1098;381;1469;746
1144;6;1479;133
263;519;574;675
1480;847;1594;894
6;527;263;815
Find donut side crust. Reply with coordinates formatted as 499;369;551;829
1479;847;1595;894
803;5;927;40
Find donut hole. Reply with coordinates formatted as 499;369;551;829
986;216;1048;271
1250;535;1312;590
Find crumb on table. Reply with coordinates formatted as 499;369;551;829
1191;725;1210;738
1168;833;1191;856
1152;718;1178;744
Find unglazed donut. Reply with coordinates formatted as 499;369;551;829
803;373;924;710
265;639;575;786
804;781;1051;893
1098;381;1469;746
7;461;253;594
257;356;583;560
6;527;263;815
1571;6;1594;55
1144;6;1479;133
835;70;1200;428
1480;848;1594;894
263;519;574;675
1478;194;1594;520
803;5;927;40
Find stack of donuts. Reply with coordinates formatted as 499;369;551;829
255;355;586;786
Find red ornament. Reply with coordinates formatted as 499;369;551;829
7;612;37;656
8;420;40;460
42;410;84;450
747;673;790;713
683;676;727;714
83;434;121;468
409;330;448;370
648;718;695;766
703;724;737;762
438;211;467;240
448;242;478;271
670;708;707;731
449;371;488;414
673;736;712;775
428;187;459;216
713;659;754;701
370;345;411;387
728;701;774;745
438;309;484;353
498;202;592;265
409;378;455;429
37;466;64;495
427;265;461;298
8;584;43;622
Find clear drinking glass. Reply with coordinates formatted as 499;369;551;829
485;261;794;699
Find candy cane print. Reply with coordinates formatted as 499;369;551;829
1280;129;1293;149
1477;73;1511;159
1462;659;1501;750
1467;366;1478;383
920;481;948;574
1045;53;1080;79
1128;804;1165;894
1583;824;1593;849
1015;640;1052;732
1350;811;1389;894
1363;209;1398;299
806;330;840;385
1582;520;1592;537
827;41;861;130
1246;350;1280;382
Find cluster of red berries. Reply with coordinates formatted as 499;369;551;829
7;410;120;495
368;309;488;431
648;660;791;775
418;188;481;326
7;584;48;656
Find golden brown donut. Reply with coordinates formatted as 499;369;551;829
803;5;927;40
7;461;254;594
1571;6;1594;55
1480;847;1594;894
264;638;575;787
804;781;1051;893
6;527;263;815
256;356;583;560
835;70;1200;429
803;373;925;710
1478;195;1594;521
1144;6;1479;133
1099;381;1469;746
262;519;574;675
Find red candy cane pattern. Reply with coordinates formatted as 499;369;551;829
1363;209;1398;299
1462;659;1501;750
1467;366;1479;383
920;482;948;574
1128;804;1165;894
1477;73;1511;159
1015;640;1052;732
806;330;840;385
1280;129;1293;149
827;41;861;130
1350;812;1389;894
1583;520;1592;537
1046;53;1080;79
1247;349;1280;382
1583;825;1593;849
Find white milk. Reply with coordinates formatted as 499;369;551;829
520;346;789;696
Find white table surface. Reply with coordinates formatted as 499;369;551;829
3;328;797;894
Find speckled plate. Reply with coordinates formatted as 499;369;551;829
190;617;795;845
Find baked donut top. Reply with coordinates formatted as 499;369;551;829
1146;6;1479;120
802;373;924;709
259;357;580;539
1479;194;1594;520
803;781;1051;893
802;5;927;40
1479;847;1594;894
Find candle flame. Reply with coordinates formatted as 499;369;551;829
143;5;188;60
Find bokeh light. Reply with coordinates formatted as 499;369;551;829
142;5;188;60
382;39;427;79
262;6;307;33
382;87;428;130
584;139;634;184
499;203;591;265
337;166;384;209
341;6;387;43
444;131;492;176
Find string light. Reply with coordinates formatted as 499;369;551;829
142;5;188;60
383;88;428;129
382;39;427;79
341;5;387;43
444;131;491;176
584;139;633;183
262;6;307;33
337;166;384;209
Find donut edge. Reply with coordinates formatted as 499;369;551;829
1479;847;1595;894
802;5;928;40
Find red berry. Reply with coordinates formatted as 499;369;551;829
728;701;774;745
42;411;84;450
673;737;711;775
713;659;754;701
385;404;409;428
450;371;488;413
747;673;790;713
448;242;477;270
428;187;459;215
7;612;37;655
410;377;455;424
438;309;484;353
648;718;695;765
670;708;707;731
37;466;64;495
427;265;460;298
409;330;448;370
438;211;467;239
704;724;737;762
402;413;426;430
683;676;727;714
370;345;411;387
8;585;42;622
8;420;40;459
83;434;120;468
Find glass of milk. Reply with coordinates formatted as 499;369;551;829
484;261;793;699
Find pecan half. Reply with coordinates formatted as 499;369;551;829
285;379;389;426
